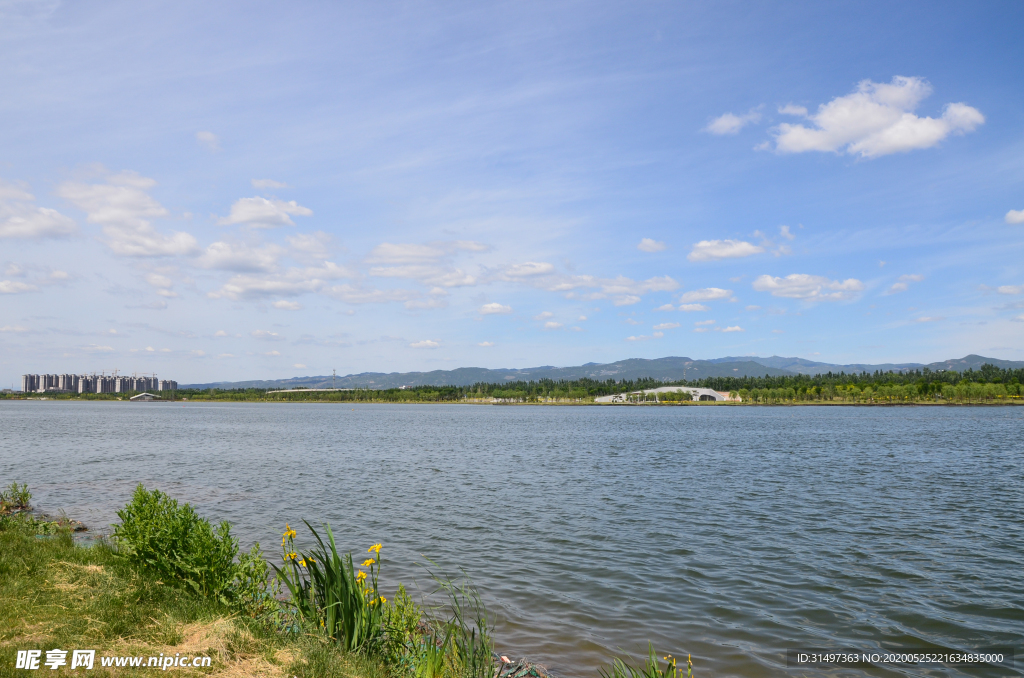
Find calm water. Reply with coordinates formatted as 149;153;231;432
1;402;1022;677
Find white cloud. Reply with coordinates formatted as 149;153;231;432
770;76;984;158
410;339;439;348
0;179;77;239
678;303;709;312
613;295;641;306
286;231;332;262
264;350;281;356
367;241;481;288
293;363;307;368
323;284;418;305
745;305;761;311
1006;209;1024;225
478;341;495;347
688;239;765;261
0;280;37;293
367;242;446;264
578;315;587;321
637;238;667;252
779;225;795;241
915;316;944;323
778;104;807;116
997;285;1023;295
214;330;228;337
721;326;744;332
753;274;865;301
705;108;762;135
626;332;664;341
145;273;173;289
695;319;715;326
273;300;302;310
57;172;198;256
370;264;476;288
693;327;708;333
196;131;220;151
251;329;285;341
219;197;312;228
252;179;288;189
208;261;353;300
479;302;512;315
0;325;29;332
404;297;448;310
679;287;732;303
198;241;285;272
453;240;489;252
885;274;924;295
544;321;563;329
533;311;553;320
504;261;555;277
654;303;675;311
653;322;680;330
83;344;115;352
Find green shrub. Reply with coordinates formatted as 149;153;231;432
381;584;424;669
113;484;238;601
234;542;282;619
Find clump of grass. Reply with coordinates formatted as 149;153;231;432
421;563;498;678
0;482;31;514
601;644;693;678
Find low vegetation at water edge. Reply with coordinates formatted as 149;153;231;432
1;483;693;676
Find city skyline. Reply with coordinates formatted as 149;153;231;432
2;1;1023;386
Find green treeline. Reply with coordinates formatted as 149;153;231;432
5;363;1022;404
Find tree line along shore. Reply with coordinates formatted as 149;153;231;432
3;363;1021;405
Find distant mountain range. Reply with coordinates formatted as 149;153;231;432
182;354;1024;390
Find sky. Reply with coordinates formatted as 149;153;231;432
2;0;1023;386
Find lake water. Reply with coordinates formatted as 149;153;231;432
1;402;1021;677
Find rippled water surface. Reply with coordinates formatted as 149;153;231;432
2;402;1022;677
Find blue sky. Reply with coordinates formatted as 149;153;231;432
2;0;1023;385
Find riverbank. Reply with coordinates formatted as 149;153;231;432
0;513;384;677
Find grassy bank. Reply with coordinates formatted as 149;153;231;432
1;485;692;678
0;517;386;677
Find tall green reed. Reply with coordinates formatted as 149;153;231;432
600;644;693;678
421;562;498;678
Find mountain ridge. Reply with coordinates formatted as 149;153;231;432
182;354;1023;390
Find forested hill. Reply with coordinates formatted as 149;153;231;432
183;356;793;389
708;354;1024;375
182;354;1023;390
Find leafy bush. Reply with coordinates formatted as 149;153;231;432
113;484;238;601
234;542;282;619
380;584;423;666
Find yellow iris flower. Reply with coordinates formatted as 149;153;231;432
362;558;376;567
356;571;367;582
299;559;307;567
368;543;382;554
